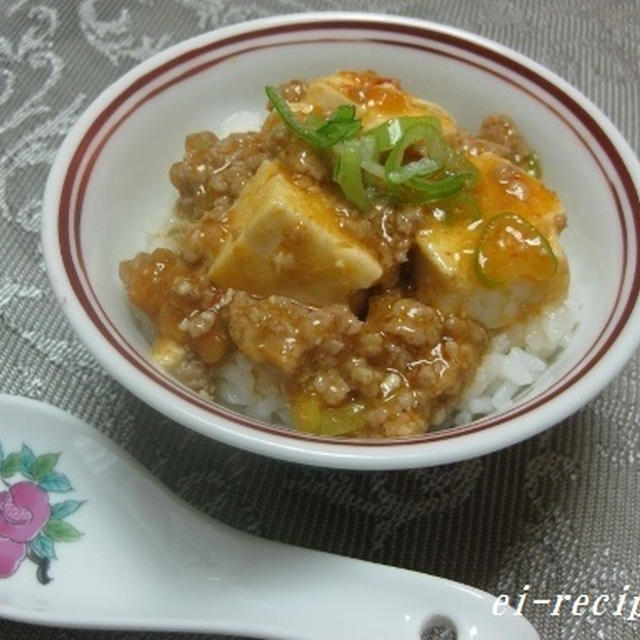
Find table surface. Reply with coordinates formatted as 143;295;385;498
1;1;639;639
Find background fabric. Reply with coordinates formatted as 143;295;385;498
1;1;639;638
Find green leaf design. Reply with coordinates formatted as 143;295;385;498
1;452;21;479
33;453;61;482
50;500;84;520
30;533;57;560
39;471;72;493
20;444;35;479
43;518;82;542
0;442;4;468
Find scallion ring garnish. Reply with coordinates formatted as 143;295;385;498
265;86;480;212
265;86;362;150
333;139;371;211
366;116;442;153
474;213;557;288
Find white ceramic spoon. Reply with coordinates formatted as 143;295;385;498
0;395;538;639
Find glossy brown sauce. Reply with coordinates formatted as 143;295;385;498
120;72;567;437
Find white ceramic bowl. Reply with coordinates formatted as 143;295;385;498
42;12;640;469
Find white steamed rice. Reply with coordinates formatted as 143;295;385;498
447;295;579;428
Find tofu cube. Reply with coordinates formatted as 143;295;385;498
305;71;459;137
414;152;569;329
208;161;383;306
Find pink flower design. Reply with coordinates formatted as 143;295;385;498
0;482;50;578
0;443;84;583
0;537;26;577
0;482;50;543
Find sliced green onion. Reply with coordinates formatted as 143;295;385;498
384;123;440;199
265;86;325;147
361;158;386;181
333;140;370;210
474;213;557;288
384;124;443;174
381;122;476;202
315;106;362;147
387;157;442;184
407;162;479;203
265;86;361;150
404;173;470;202
305;113;324;129
358;135;386;183
265;86;480;211
324;104;357;122
366;116;442;153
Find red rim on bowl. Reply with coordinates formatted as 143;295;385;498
42;13;640;469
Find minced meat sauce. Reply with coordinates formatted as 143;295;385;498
118;77;548;438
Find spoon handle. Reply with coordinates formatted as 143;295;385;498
0;396;538;639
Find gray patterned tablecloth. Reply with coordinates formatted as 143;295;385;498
1;1;639;639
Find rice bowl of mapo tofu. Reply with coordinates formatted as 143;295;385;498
42;14;640;468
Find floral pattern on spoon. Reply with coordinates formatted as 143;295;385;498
0;443;84;584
